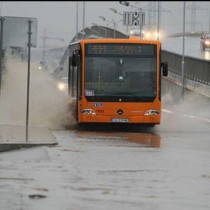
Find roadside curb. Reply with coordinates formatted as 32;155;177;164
0;124;58;152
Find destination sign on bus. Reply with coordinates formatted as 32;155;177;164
86;44;155;56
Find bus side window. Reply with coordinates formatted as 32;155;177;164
72;50;80;66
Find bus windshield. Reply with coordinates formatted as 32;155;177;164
84;43;157;101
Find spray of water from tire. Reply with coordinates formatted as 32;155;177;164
0;56;75;129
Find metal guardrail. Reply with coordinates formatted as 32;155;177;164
166;31;206;38
162;50;210;86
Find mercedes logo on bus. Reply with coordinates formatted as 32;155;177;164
117;109;123;116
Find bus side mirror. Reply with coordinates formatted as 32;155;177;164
72;50;80;67
161;62;168;77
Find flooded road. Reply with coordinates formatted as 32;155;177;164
0;79;210;210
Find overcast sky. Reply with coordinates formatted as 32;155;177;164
1;1;131;48
1;1;210;49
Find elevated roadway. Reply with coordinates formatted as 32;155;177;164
166;31;207;38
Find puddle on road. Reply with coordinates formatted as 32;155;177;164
123;132;160;148
76;131;160;148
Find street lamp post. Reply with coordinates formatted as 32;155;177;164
99;16;116;38
109;8;128;37
82;1;85;38
209;2;210;31
76;1;79;41
109;7;123;16
182;1;186;99
157;1;162;40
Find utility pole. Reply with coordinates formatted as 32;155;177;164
147;1;157;33
41;28;47;68
209;2;210;32
182;1;186;100
157;1;160;40
0;16;4;96
76;1;79;41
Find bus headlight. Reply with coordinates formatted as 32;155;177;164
81;109;96;115
58;82;67;91
205;40;210;45
144;109;160;116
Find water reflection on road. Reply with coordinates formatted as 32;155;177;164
77;130;161;148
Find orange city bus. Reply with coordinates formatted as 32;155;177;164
59;36;168;127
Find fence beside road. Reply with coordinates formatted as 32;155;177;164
162;50;210;97
162;50;210;85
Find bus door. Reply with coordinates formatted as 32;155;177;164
72;50;82;122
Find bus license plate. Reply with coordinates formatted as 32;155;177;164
112;118;129;123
